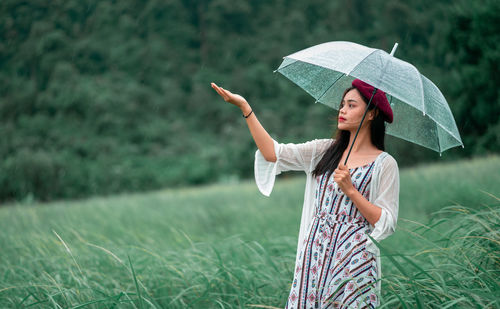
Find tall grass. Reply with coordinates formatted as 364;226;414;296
0;154;499;307
374;192;500;308
0;231;295;307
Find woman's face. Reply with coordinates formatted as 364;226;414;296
337;88;374;131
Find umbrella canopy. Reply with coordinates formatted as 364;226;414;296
275;41;464;155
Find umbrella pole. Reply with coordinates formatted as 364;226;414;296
343;88;378;166
343;43;397;165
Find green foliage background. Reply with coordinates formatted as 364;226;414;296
1;0;499;202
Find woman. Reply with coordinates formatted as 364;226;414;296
211;78;399;308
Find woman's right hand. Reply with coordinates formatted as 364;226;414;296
211;82;249;110
211;83;275;162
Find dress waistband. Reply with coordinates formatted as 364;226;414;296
315;212;369;228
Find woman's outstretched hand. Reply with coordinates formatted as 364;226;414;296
211;82;275;162
211;82;249;110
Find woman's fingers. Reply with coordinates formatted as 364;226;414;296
218;86;233;102
211;83;245;108
211;83;230;101
220;87;232;97
211;82;220;93
213;84;227;98
219;89;231;101
214;86;225;97
210;83;218;92
211;82;223;93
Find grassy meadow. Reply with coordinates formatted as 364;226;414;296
0;154;499;308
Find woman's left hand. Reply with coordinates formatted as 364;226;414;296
334;163;355;196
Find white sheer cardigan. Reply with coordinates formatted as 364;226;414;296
254;138;399;293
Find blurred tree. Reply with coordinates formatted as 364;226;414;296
0;0;497;203
444;0;500;155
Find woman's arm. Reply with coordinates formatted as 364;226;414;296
363;156;400;254
211;82;276;162
335;156;399;228
344;181;382;226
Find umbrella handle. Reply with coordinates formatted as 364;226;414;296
390;43;399;56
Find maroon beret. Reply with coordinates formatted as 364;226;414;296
352;79;393;123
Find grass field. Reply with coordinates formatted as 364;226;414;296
1;154;499;308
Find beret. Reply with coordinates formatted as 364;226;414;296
352;79;393;123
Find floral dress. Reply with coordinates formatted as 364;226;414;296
285;161;379;309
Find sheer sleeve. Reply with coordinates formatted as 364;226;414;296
254;138;333;196
366;155;400;253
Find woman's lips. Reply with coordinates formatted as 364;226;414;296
339;117;346;122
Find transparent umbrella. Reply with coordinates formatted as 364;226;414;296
275;41;464;160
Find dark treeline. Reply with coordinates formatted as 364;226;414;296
1;0;499;203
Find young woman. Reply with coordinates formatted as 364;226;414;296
211;79;399;308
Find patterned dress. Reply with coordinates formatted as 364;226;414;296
285;161;379;309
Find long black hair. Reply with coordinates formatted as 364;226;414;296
312;86;386;179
